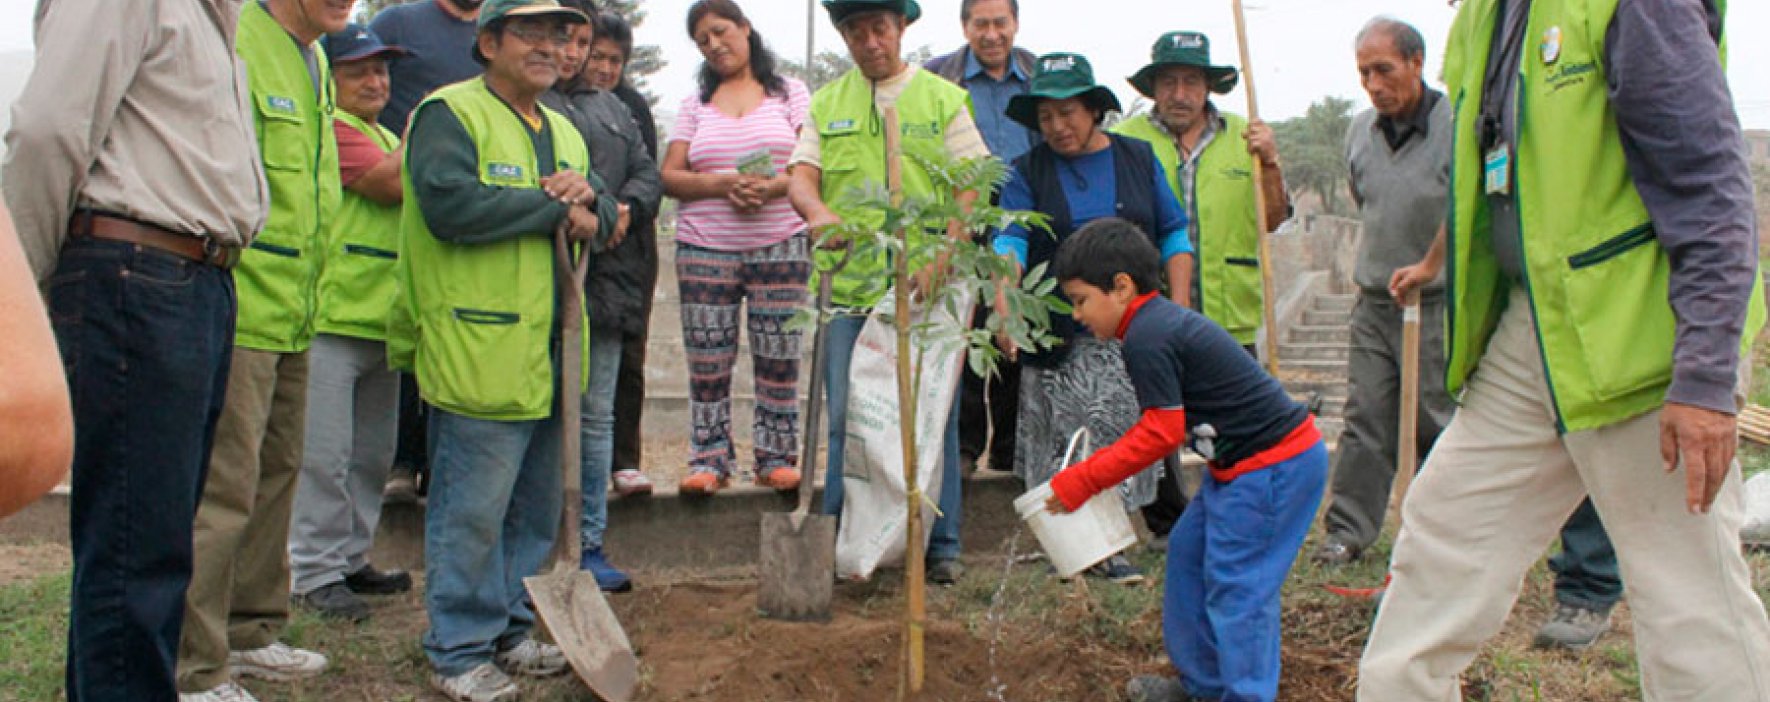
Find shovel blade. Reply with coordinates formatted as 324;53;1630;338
524;569;639;702
757;512;837;622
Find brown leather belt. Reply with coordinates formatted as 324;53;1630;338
68;211;242;269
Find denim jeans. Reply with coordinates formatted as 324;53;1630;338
422;407;562;676
290;334;400;594
819;315;964;561
49;237;235;702
1549;498;1623;611
1166;442;1329;702
579;332;621;552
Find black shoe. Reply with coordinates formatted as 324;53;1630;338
344;564;413;595
1088;555;1147;585
927;558;964;585
1310;538;1361;566
294;581;370;622
1126;675;1209;702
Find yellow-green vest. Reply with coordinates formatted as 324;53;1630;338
1442;0;1763;432
391;78;590;422
808;68;972;309
235;0;342;352
1112;112;1263;344
315;112;401;341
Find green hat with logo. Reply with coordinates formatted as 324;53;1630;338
1127;31;1239;98
1004;53;1122;131
471;0;589;65
821;0;921;28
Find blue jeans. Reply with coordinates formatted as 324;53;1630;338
49;238;235;702
579;332;621;551
1550;498;1623;611
819;315;964;561
1165;442;1329;702
422;408;562;676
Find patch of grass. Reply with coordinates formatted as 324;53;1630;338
0;572;70;700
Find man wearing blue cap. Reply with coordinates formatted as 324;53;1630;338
289;22;414;624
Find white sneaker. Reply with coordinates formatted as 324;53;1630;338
494;637;568;677
432;662;520;702
228;641;328;681
179;681;259;702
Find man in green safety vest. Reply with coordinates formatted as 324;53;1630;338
177;1;351;699
390;0;615;699
787;0;990;586
1358;2;1770;700
287;22;415;624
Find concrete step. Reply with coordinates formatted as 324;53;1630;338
1278;342;1348;362
1279;377;1349;398
1313;294;1357;314
1286;324;1351;345
1301;308;1353;327
1279;358;1348;375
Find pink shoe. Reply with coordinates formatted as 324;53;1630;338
611;469;653;497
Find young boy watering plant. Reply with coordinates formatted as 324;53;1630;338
1042;218;1327;702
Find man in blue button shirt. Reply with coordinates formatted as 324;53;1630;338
925;0;1040;477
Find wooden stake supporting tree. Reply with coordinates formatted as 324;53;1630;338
808;108;1060;700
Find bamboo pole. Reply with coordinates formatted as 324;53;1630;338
1230;0;1281;375
882;107;926;697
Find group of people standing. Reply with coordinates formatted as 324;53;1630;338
5;0;1769;701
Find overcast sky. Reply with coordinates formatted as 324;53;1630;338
1;0;1766;128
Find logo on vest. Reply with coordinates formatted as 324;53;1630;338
827;118;856;131
1540;26;1562;65
901;120;942;140
267;96;297;114
485;163;525;182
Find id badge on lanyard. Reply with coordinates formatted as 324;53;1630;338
1484;143;1512;196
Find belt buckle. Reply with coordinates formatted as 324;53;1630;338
203;238;241;270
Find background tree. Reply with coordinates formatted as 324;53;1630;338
1272;95;1355;216
781;46;933;92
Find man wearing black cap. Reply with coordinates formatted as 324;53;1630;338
289;22;414;624
390;0;614;698
787;0;989;585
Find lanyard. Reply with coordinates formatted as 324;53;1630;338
1479;0;1532;150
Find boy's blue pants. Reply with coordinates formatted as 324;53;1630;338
1163;441;1329;702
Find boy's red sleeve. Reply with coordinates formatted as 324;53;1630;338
1049;407;1187;510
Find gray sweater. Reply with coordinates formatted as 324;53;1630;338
1345;95;1452;295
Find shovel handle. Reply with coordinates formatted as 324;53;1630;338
797;248;855;518
555;222;591;566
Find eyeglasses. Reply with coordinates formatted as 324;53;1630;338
504;22;572;47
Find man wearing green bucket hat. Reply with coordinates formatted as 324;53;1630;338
1112;30;1288;354
994;52;1198;586
391;0;617;699
787;0;989;586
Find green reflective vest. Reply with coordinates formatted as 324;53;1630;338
1111;113;1263;344
808;68;971;309
315;112;401;341
392;78;590;422
1442;0;1763;432
234;1;341;352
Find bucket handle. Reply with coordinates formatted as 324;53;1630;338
1061;427;1092;470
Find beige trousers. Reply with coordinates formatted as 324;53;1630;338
1357;288;1770;701
177;347;309;691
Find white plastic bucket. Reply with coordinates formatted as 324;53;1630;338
1013;428;1139;577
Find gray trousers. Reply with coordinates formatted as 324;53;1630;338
289;333;400;594
1322;291;1456;549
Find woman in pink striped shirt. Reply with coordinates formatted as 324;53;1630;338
662;0;812;495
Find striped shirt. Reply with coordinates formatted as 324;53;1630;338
669;77;811;251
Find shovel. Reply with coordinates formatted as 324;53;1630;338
524;223;639;701
757;248;853;622
1324;289;1421;600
